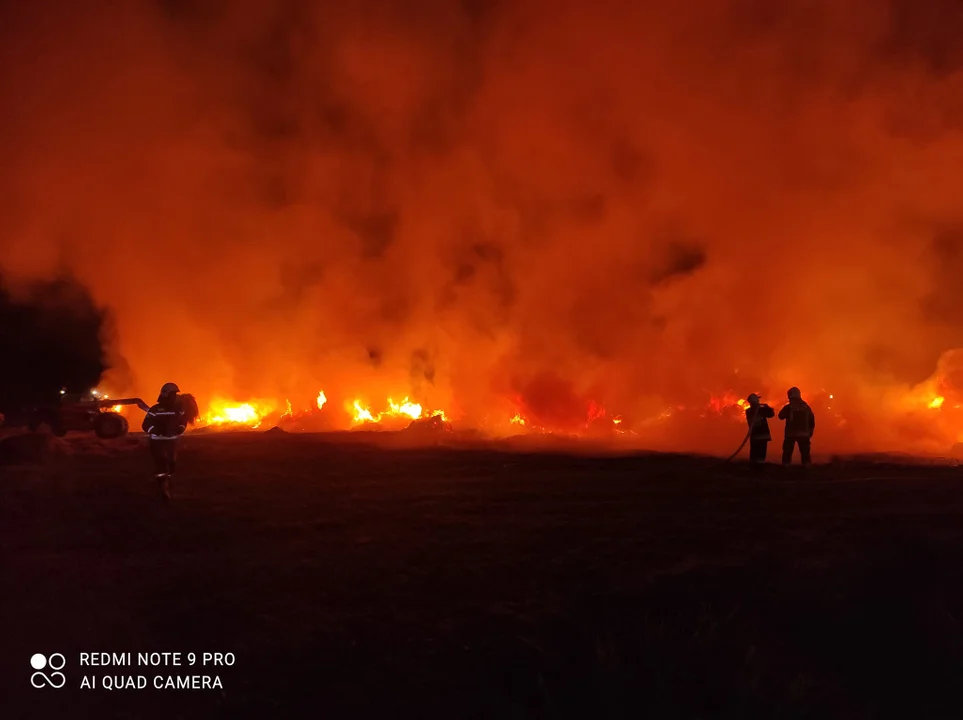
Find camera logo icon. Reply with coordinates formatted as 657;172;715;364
30;653;66;689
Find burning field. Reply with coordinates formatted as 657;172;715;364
3;0;963;456
89;359;963;460
6;1;963;714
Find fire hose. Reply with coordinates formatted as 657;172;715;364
717;403;814;466
720;405;758;465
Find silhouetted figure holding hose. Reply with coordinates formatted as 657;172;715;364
745;393;775;468
142;382;187;500
778;387;815;465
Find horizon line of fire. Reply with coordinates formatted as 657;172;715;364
97;387;957;434
199;391;608;432
197;391;746;432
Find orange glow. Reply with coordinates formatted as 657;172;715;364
170;380;963;454
348;396;448;425
351;400;381;424
90;388;123;414
388;397;423;420
587;400;606;423
9;3;963;457
200;400;273;429
704;392;750;422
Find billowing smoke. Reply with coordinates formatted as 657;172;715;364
2;0;963;451
0;276;109;411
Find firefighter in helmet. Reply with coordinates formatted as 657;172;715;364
745;393;775;467
141;382;188;500
778;386;816;465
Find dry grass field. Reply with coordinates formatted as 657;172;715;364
3;431;963;718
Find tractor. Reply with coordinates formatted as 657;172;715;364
28;391;151;439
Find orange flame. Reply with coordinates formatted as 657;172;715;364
352;400;381;424
201;399;273;428
587;400;606;422
349;395;447;425
388;397;423;420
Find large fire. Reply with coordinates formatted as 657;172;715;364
201;400;274;429
92;355;963;457
7;1;963;458
73;366;963;452
348;397;447;426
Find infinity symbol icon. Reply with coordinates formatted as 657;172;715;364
30;653;66;689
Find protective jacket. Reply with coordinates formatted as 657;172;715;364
745;404;775;441
142;400;187;440
778;400;815;438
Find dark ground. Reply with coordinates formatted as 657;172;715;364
3;432;963;719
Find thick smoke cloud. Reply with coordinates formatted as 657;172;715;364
2;0;963;449
0;276;108;412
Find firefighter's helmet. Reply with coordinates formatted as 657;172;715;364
159;382;180;398
788;386;801;400
747;393;761;405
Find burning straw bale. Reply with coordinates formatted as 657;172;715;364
178;393;200;425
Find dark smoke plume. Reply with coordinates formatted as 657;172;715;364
0;276;108;413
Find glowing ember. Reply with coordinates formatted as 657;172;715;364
587;400;606;422
510;413;527;426
90;388;123;413
317;391;327;410
930;396;945;409
612;416;622;425
705;392;749;421
706;391;744;414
